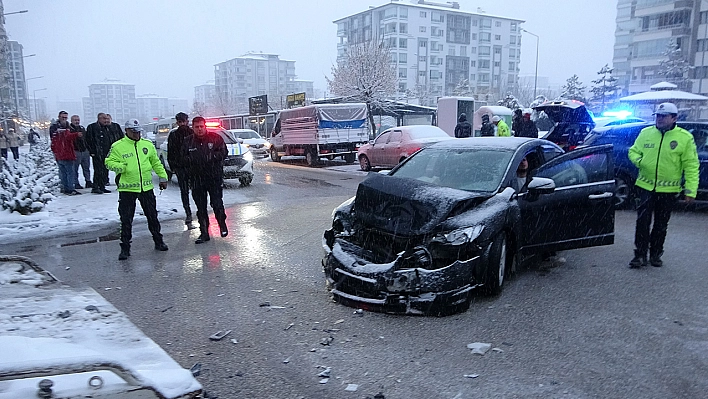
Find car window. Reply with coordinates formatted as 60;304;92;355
216;131;237;144
685;127;708;151
388;131;403;143
234;131;260;139
392;147;514;192
536;152;610;188
407;127;449;139
541;144;563;163
374;132;390;144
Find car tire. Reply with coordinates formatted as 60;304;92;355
359;154;371;171
344;152;356;164
239;175;252;187
305;148;318;167
270;147;280;162
614;176;633;209
484;233;508;295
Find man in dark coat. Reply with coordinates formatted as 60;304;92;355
479;114;495;137
70;115;92;189
86;113;123;194
454;113;472;138
517;109;539;138
167;112;194;225
183;116;228;244
511;108;523;137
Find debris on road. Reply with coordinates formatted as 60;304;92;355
259;302;271;307
320;336;334;346
334;319;344;325
318;367;331;378
492;347;504;353
344;384;358;392
353;309;364;316
283;357;291;364
463;374;479;378
209;330;232;341
84;305;99;313
190;363;202;377
65;266;70;270
467;342;492;355
57;310;71;319
230;338;238;344
160;305;173;313
285;323;295;330
319;378;329;384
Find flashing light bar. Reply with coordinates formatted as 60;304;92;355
602;110;633;119
205;121;222;128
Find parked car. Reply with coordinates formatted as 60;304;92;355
324;138;615;315
357;125;454;171
582;121;708;208
228;128;270;157
592;116;646;128
534;100;596;151
158;125;254;186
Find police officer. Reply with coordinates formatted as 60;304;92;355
492;115;511;137
183;116;228;244
628;102;699;268
167;112;194;225
105;119;169;260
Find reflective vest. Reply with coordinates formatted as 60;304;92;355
496;120;511;137
105;137;168;193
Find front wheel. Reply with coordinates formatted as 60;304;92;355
359;154;371;171
270;147;280;162
484;233;508;295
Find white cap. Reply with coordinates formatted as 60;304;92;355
492;115;501;122
654;102;678;115
124;118;143;132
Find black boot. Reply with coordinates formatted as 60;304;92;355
154;241;169;251
85;180;93;188
119;243;131;260
195;233;211;244
185;213;193;225
218;220;228;237
629;250;647;269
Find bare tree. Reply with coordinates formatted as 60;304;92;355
452;78;473;97
405;83;437;107
326;40;397;136
211;90;236;116
192;100;208;117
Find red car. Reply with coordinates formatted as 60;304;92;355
357;125;454;171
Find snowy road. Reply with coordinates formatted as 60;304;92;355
1;157;707;398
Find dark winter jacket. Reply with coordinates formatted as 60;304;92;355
511;115;522;137
86;122;124;158
454;114;472;138
183;132;227;183
51;128;80;161
70;123;88;152
517;119;538;138
28;129;40;144
167;125;194;170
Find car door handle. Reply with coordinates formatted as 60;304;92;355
588;192;613;200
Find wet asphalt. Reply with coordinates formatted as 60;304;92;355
2;157;708;399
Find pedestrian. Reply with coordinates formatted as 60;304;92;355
480;114;495;137
511;108;523;137
492;115;511;137
50;113;82;195
86;113;123;194
517;109;538;138
28;128;40;147
183;116;228;244
454;113;472;138
628;102;699;268
167;112;194;226
6;128;20;160
70;115;92;189
105;118;169;260
0;128;7;159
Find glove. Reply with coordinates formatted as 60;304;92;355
159;182;167;190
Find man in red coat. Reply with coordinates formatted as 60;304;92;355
50;111;83;195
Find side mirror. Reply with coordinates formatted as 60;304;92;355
369;140;375;145
527;177;555;195
237;137;244;144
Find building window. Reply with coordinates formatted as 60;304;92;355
480;32;491;42
510;36;516;45
472;33;477;40
479;59;490;69
495;34;501;41
399;82;407;92
479;73;490;82
419;70;426;77
470;60;476;67
420;11;427;18
509;48;516;58
399;7;408;19
399;53;407;63
432;12;444;23
495;21;502;27
400;23;408;34
420;26;427;32
470;46;476;54
448;47;455;56
472;19;478;27
494;61;501;67
494;47;502;55
420;55;427;62
460;46;467;56
479;46;490;56
511;22;517;32
699;39;708;52
399;68;408;78
420;40;427;48
482;19;492;28
470;73;476;81
509;62;516;71
399;38;408;48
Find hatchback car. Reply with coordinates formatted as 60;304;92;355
228;128;270;157
158;126;254;186
324;138;615;315
582;121;708;208
357;125;454;171
534;100;596;151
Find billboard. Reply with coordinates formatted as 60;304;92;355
248;95;268;115
286;92;306;109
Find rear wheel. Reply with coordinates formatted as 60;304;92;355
305;148;319;167
344;152;356;164
270;147;280;162
359;154;371;171
484;233;508;295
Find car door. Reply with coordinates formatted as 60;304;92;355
369;132;391;167
384;130;404;166
519;144;615;254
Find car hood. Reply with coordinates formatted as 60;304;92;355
354;172;492;236
242;138;267;145
534;102;595;125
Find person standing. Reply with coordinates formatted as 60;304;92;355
454;113;472;138
28;128;40;147
70;115;92;189
517;109;538;138
86;113;123;194
0;128;7;159
105;119;169;260
167;112;194;225
6;128;20;160
480;114;495;137
628;103;699;268
492;116;510;137
183;116;228;244
50;115;82;195
511;108;523;137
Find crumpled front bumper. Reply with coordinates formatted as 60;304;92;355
223;157;254;179
322;231;483;315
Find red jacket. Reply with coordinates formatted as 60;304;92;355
51;129;79;161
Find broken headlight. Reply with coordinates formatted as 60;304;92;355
431;225;484;246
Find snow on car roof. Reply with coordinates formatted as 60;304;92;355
429;137;540;151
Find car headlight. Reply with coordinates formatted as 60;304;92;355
243;151;253;161
432;225;484;246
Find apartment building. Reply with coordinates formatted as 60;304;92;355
82;79;137;124
334;0;524;105
6;41;29;117
613;0;708;95
214;52;314;114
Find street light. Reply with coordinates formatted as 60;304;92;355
31;88;47;129
520;28;540;100
22;54;36;59
2;10;28;16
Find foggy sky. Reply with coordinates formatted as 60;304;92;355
6;0;617;114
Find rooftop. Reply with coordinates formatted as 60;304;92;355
334;0;524;23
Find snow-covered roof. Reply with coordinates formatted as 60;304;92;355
650;81;678;90
334;1;524;23
90;79;134;86
619;90;708;102
476;106;514;116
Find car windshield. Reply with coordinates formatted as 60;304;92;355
407;127;449;139
214;129;237;144
391;147;514;192
234;131;261;139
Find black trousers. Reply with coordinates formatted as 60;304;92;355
92;155;109;189
0;148;6;158
119;190;163;246
175;168;192;216
9;147;18;160
192;179;226;235
634;187;678;259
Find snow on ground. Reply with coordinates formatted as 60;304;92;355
0;144;249;245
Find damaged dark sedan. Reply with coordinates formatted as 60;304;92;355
323;138;615;315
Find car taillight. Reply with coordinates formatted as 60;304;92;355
409;147;421;155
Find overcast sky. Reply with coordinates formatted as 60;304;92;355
6;0;617;112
